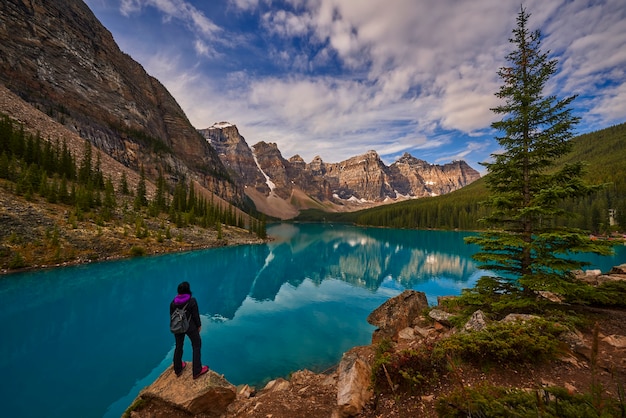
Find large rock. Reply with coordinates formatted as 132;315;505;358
335;346;374;417
463;310;488;332
428;308;454;327
609;264;626;275
127;364;236;417
367;290;429;343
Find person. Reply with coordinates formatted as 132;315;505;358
170;281;209;379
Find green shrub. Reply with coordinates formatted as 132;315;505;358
453;276;549;320
566;281;626;308
436;383;624;417
433;319;563;366
129;245;146;257
371;343;444;395
8;251;26;269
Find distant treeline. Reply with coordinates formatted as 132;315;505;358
296;123;626;234
0;114;266;238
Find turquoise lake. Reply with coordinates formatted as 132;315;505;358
0;223;624;417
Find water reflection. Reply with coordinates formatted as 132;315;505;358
253;224;481;295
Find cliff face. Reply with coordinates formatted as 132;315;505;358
200;123;481;218
198;122;270;196
0;0;242;203
389;153;482;197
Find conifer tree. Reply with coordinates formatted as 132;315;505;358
151;169;167;214
120;171;130;195
102;177;116;221
78;141;92;185
134;165;148;210
466;8;612;296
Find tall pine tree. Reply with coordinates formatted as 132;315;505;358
466;8;612;296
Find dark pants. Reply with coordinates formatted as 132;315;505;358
173;328;202;376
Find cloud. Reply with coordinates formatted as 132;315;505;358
590;81;626;124
106;0;626;169
120;0;222;41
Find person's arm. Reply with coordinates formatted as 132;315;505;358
191;298;202;330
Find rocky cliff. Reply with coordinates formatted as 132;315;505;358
200;123;481;218
0;0;244;205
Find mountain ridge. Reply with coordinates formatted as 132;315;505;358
199;122;481;219
0;0;247;207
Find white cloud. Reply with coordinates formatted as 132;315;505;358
228;0;260;12
108;0;626;169
120;0;222;41
590;81;626;123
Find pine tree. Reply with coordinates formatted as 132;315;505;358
151;169;167;214
134;165;148;210
102;177;116;221
120;171;130;195
78;140;92;185
465;7;613;295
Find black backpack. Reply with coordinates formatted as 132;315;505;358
170;302;190;334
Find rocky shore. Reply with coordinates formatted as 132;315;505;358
126;266;626;418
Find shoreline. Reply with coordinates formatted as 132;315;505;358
1;224;268;276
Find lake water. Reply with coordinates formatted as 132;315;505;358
0;223;624;417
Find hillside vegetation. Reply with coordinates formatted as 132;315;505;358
296;123;626;233
0;114;266;271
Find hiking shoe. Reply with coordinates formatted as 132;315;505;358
175;361;187;377
193;365;209;379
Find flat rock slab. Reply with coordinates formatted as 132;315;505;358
130;364;236;417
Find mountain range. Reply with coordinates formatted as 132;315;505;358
0;0;479;220
200;123;480;219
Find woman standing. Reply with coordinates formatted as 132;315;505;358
170;281;209;379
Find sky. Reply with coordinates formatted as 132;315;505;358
84;0;626;172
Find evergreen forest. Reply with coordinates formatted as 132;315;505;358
297;122;626;235
0;114;267;248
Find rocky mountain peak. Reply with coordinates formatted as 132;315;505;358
394;152;429;167
210;121;235;129
198;123;269;194
196;126;481;218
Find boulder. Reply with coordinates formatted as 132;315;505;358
367;290;428;343
335;346;374;417
560;329;589;355
596;274;626;285
263;378;291;392
463;310;488;332
536;290;564;303
428;308;454;327
398;327;416;340
127;364;236;417
609;264;626;275
602;334;626;349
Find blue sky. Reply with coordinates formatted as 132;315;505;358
84;0;626;172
